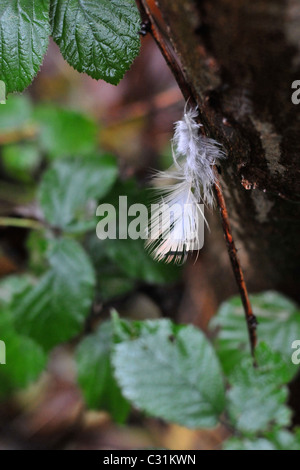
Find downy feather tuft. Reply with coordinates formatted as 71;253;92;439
146;106;225;264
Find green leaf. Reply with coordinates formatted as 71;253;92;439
2;143;40;181
0;274;33;306
85;235;136;301
0;80;5;104
76;321;130;423
35;106;98;159
227;344;291;435
210;291;300;377
12;238;95;351
102;238;181;284
38;155;118;230
223;437;276;451
0;309;46;397
224;430;300;450
50;0;140;85
0;95;33;132
26;231;49;276
265;429;300;450
0;0;50;93
112;317;226;428
111;310;137;343
249;342;292;386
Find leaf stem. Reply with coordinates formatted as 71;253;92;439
0;217;45;231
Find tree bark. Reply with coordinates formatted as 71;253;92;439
155;0;300;301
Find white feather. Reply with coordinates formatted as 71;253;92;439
146;106;225;263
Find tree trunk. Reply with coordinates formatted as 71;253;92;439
156;0;300;301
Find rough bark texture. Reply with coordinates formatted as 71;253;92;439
156;0;300;301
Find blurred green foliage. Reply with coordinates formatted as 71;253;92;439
0;94;181;398
0;95;299;450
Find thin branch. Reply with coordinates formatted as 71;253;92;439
213;174;257;357
136;0;257;357
136;0;192;103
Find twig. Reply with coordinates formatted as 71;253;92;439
136;0;192;103
136;0;257;357
213;175;257;357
